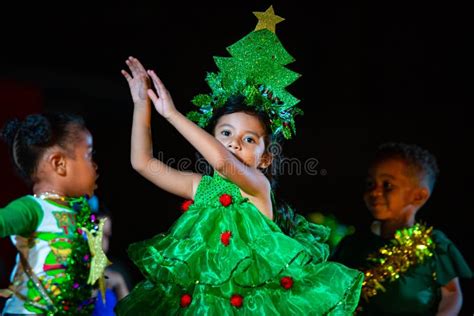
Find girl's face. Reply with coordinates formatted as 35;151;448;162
65;130;98;197
363;159;419;222
214;112;269;169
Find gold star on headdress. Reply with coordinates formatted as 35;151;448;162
82;218;111;303
253;5;285;33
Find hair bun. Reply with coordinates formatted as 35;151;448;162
0;118;22;147
20;114;52;146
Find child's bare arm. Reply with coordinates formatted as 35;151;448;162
437;277;462;316
106;270;130;300
122;57;201;199
147;70;270;198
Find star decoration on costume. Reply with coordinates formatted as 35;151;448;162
253;5;285;33
82;218;111;303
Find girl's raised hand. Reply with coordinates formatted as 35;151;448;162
147;70;177;119
121;56;151;106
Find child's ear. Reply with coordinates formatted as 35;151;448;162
412;187;430;206
48;151;67;176
258;152;273;169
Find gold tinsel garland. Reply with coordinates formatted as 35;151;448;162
361;223;435;302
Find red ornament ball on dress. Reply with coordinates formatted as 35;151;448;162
280;276;294;289
180;294;192;307
181;200;193;212
220;231;232;246
230;294;243;308
219;194;232;206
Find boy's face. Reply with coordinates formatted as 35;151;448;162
363;159;422;221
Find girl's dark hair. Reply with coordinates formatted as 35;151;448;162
0;112;87;184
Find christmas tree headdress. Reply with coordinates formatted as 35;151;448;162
187;6;302;140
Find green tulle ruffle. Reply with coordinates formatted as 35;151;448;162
116;173;362;315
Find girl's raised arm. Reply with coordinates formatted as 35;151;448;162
122;57;201;200
147;70;270;198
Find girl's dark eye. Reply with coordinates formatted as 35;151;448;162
221;130;231;136
244;137;255;143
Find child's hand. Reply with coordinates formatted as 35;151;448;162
121;57;151;106
147;70;178;120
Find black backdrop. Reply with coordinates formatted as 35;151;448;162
1;1;472;314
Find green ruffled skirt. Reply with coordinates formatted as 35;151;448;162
116;174;362;315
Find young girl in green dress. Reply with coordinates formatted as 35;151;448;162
116;53;363;315
116;7;363;314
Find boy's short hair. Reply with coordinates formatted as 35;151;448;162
372;142;439;191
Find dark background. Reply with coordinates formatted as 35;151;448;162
1;1;472;314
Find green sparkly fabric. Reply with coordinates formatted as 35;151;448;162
116;173;363;315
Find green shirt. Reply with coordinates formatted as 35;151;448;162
0;196;44;238
331;227;472;315
1;195;82;314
